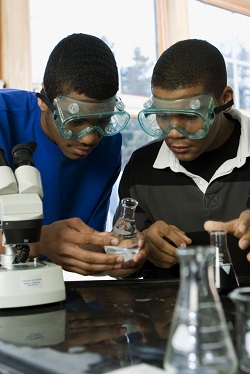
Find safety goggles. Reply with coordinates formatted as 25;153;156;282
36;90;130;140
138;94;233;139
52;95;130;140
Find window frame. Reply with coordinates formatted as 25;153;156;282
201;0;250;16
0;0;32;90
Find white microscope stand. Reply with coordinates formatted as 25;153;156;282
0;258;66;309
0;150;66;309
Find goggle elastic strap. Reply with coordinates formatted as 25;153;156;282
214;99;234;115
36;89;55;113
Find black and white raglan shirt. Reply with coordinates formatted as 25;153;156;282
118;109;250;278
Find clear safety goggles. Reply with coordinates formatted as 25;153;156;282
138;94;233;140
51;95;130;140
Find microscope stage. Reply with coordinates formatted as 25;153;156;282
0;261;66;309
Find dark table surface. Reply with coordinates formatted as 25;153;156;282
0;277;249;374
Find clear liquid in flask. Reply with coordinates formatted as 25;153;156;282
104;198;139;261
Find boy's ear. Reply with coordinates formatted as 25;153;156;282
37;97;48;112
222;86;234;108
37;83;50;112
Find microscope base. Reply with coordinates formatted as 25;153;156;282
0;261;66;309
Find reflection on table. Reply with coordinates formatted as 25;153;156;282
0;278;248;374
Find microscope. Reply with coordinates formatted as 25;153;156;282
0;142;66;308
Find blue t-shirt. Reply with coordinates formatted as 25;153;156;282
0;89;122;230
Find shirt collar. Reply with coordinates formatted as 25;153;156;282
153;108;250;170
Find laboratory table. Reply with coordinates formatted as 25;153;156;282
0;277;249;374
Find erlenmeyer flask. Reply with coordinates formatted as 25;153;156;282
163;245;238;374
104;197;139;261
229;287;250;373
209;230;239;294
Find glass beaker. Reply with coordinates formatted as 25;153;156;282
163;245;238;374
229;287;250;373
209;230;239;294
104;197;139;261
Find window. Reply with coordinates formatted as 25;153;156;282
28;0;250;231
1;1;250;165
30;0;157;97
188;0;250;113
30;0;156;167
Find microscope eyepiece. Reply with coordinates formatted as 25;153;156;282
12;142;37;170
0;147;8;166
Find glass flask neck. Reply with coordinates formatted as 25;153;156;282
120;198;138;220
177;245;218;299
209;229;239;293
209;230;228;252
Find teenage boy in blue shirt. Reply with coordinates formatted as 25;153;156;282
0;33;148;277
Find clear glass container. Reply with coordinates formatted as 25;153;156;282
163;245;238;374
209;230;239;294
104;197;139;261
229;287;250;373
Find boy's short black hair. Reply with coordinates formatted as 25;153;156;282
152;39;227;99
43;33;119;102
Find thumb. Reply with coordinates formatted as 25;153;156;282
204;220;235;233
